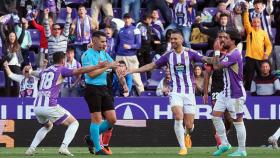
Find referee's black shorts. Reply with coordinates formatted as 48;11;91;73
84;84;114;113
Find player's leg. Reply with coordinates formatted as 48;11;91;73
224;110;233;135
25;107;53;156
268;127;280;149
172;106;187;155
102;128;113;148
25;120;53;156
227;97;247;157
212;95;231;156
183;93;196;149
59;114;79;156
170;92;187;155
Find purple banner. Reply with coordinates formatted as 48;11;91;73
0;97;280;120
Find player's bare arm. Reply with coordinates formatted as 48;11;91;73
86;61;119;78
73;61;108;76
128;62;157;74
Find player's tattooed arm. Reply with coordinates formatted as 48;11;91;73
201;56;214;64
212;56;223;70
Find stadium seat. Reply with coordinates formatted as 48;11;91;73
140;91;157;96
56;8;77;24
0;71;5;88
146;69;165;90
191;43;208;51
29;29;40;48
202;7;217;16
140;72;148;86
29;51;36;67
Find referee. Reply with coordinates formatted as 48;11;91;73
81;31;118;155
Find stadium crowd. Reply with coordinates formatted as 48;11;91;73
0;0;280;98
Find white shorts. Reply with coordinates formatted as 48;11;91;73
169;92;196;114
34;105;71;125
213;92;246;119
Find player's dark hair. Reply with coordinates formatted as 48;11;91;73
53;51;66;64
220;13;229;18
77;4;86;10
67;46;75;52
92;31;107;38
171;29;183;37
226;29;241;45
118;60;126;66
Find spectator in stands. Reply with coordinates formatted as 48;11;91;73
61;47;82;97
15;17;32;68
112;60;132;97
199;13;234;49
104;26;116;59
249;0;273;39
44;7;72;64
194;64;205;96
156;67;171;96
243;2;272;90
71;4;95;62
121;0;141;23
273;0;280;70
250;61;280;96
30;10;51;68
151;9;165;41
36;0;61;24
146;0;173;27
165;0;197;48
158;29;173;54
2;60;45;98
91;0;114;30
99;15;125;38
115;13;144;95
229;1;246;39
0;21;25;97
136;13;159;68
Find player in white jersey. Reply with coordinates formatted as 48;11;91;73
211;29;247;157
128;30;213;155
25;52;109;156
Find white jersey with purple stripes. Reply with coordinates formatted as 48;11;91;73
174;1;192;27
220;48;246;98
155;48;203;94
34;65;74;107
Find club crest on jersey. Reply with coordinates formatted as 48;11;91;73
175;63;186;72
222;57;229;62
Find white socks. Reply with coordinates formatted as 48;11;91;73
61;121;79;148
212;116;230;146
174;120;186;149
30;124;53;149
272;127;280;140
233;122;246;152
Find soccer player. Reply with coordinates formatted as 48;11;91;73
127;30;213;155
203;31;233;147
211;29;247;156
81;31;119;155
268;127;280;149
25;51;108;156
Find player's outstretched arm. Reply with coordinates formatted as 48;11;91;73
86;61;119;78
72;61;108;76
128;62;157;74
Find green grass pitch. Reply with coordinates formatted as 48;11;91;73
1;147;280;158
